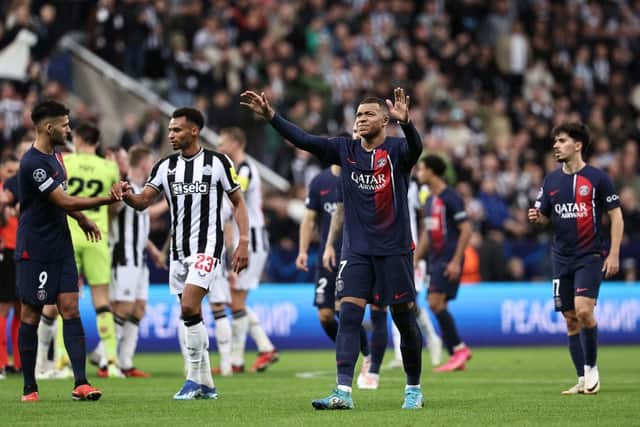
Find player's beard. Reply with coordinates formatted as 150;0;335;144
51;130;71;147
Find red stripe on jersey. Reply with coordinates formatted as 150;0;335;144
429;196;446;253
373;149;394;230
574;175;594;248
55;152;67;177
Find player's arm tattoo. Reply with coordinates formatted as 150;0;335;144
325;202;344;249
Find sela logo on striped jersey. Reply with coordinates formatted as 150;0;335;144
554;202;588;218
350;172;387;192
171;181;210;195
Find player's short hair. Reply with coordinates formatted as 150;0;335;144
31;100;69;125
172;107;204;130
358;97;389;115
128;144;153;167
551;122;591;155
420;154;447;177
74;121;100;145
219;127;246;147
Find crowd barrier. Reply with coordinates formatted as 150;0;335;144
76;283;640;351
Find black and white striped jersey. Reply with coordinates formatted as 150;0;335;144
146;148;240;261
111;181;149;267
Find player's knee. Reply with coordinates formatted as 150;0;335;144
428;299;444;314
575;307;595;326
181;304;200;319
318;309;334;324
59;303;80;319
564;316;580;334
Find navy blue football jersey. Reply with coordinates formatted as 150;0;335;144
306;168;342;255
423;187;468;262
271;113;422;256
15;147;73;262
535;165;620;261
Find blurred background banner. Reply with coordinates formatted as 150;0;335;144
75;283;640;352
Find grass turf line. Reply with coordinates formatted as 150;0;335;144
0;346;638;427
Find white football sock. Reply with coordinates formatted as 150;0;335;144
231;310;249;366
36;316;56;372
246;306;274;353
214;313;232;373
177;322;188;374
119;319;140;370
185;321;204;383
199;324;214;388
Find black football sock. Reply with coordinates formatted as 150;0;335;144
391;307;422;386
435;309;461;355
368;309;388;374
580;325;598;367
359;326;370;357
336;302;365;387
63;317;88;387
18;322;38;393
568;333;585;377
320;318;338;342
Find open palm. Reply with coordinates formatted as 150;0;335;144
385;87;410;123
240;90;275;120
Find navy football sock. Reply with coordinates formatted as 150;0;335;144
63;317;88;387
391;307;422;386
320;318;338;342
580;325;598;367
359;326;370;357
568;333;585;377
18;322;38;393
369;309;388;374
435;309;461;355
336;302;365;387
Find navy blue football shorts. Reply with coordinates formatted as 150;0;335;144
426;257;462;301
336;249;416;306
313;265;337;309
16;256;79;306
552;253;604;312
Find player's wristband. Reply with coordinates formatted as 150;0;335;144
398;119;411;125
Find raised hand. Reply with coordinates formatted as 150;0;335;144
240;90;276;121
109;181;129;202
385;87;410;123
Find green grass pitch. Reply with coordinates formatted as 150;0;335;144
1;346;639;426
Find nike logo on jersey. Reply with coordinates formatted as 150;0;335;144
320;189;331;196
576;288;589;293
347;157;357;164
549;189;560;196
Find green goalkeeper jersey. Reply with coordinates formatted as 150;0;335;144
64;152;120;241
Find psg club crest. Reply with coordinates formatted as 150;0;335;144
37;289;47;301
376;158;387;168
32;168;47;183
579;185;590;196
335;279;344;293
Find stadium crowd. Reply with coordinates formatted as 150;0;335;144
2;0;640;282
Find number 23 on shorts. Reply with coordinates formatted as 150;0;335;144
194;254;218;273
